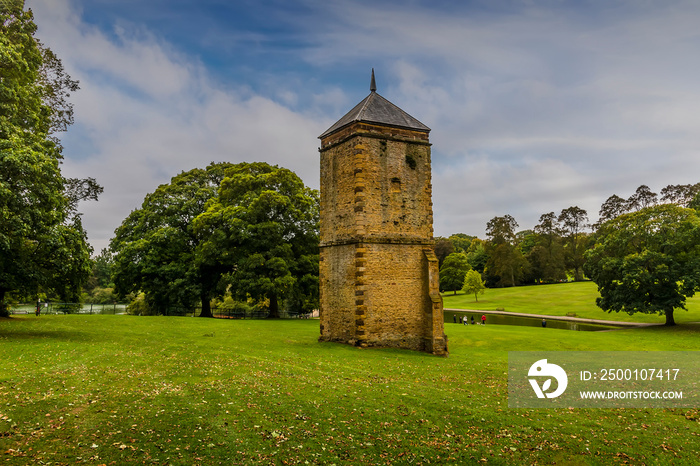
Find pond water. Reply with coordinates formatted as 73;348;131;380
444;310;619;332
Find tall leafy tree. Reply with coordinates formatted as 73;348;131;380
439;253;471;294
0;5;93;314
465;238;488;273
433;237;454;267
527;212;566;283
194;163;319;318
558;206;589;281
626;185;658;211
485;215;527;287
660;183;700;207
110;163;233;316
584;204;700;326
596;194;628;227
486;215;518;245
534;213;561;246
448;233;476;254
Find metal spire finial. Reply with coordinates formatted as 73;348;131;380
370;68;377;92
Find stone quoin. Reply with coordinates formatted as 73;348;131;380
318;70;448;355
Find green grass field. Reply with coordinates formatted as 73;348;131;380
0;315;698;465
443;281;700;324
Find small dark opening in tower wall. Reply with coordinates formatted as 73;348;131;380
405;154;417;170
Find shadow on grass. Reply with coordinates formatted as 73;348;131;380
640;321;700;332
0;327;90;342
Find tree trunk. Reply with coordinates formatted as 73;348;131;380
268;293;280;319
664;309;675;326
199;293;213;318
0;288;7;317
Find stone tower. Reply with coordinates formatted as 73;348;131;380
318;70;448;355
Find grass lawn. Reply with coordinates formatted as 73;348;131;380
443;281;700;324
0;315;698;465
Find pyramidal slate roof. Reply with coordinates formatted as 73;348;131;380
319;71;430;139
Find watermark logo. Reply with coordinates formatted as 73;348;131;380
528;359;568;398
510;352;697;408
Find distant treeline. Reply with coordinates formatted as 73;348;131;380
436;183;700;292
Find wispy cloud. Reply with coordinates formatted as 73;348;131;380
27;0;700;250
298;0;700;232
30;0;328;252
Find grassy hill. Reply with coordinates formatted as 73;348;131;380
443;280;700;324
0;315;698;464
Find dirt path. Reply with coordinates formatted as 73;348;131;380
445;308;663;327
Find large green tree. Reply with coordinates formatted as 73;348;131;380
194;163;319;318
484;215;527;287
433;237;454;267
526;212;566;283
0;5;93;314
465;238;488;273
439;252;471;294
448;233;476;254
558;206;589;281
584;204;700;326
110;163;233;316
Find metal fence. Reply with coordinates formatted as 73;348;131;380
163;306;315;319
11;303;128;315
10;303;318;319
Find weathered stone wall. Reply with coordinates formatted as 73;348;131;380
319;241;446;353
318;243;356;342
359;243;441;350
319;121;448;356
319;125;434;244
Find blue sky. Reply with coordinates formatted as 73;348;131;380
27;0;700;252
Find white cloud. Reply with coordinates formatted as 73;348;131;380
433;155;597;237
29;0;325;253
298;1;700;236
26;0;700;250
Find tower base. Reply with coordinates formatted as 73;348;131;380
319;241;448;356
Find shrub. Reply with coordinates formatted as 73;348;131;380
126;293;154;316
